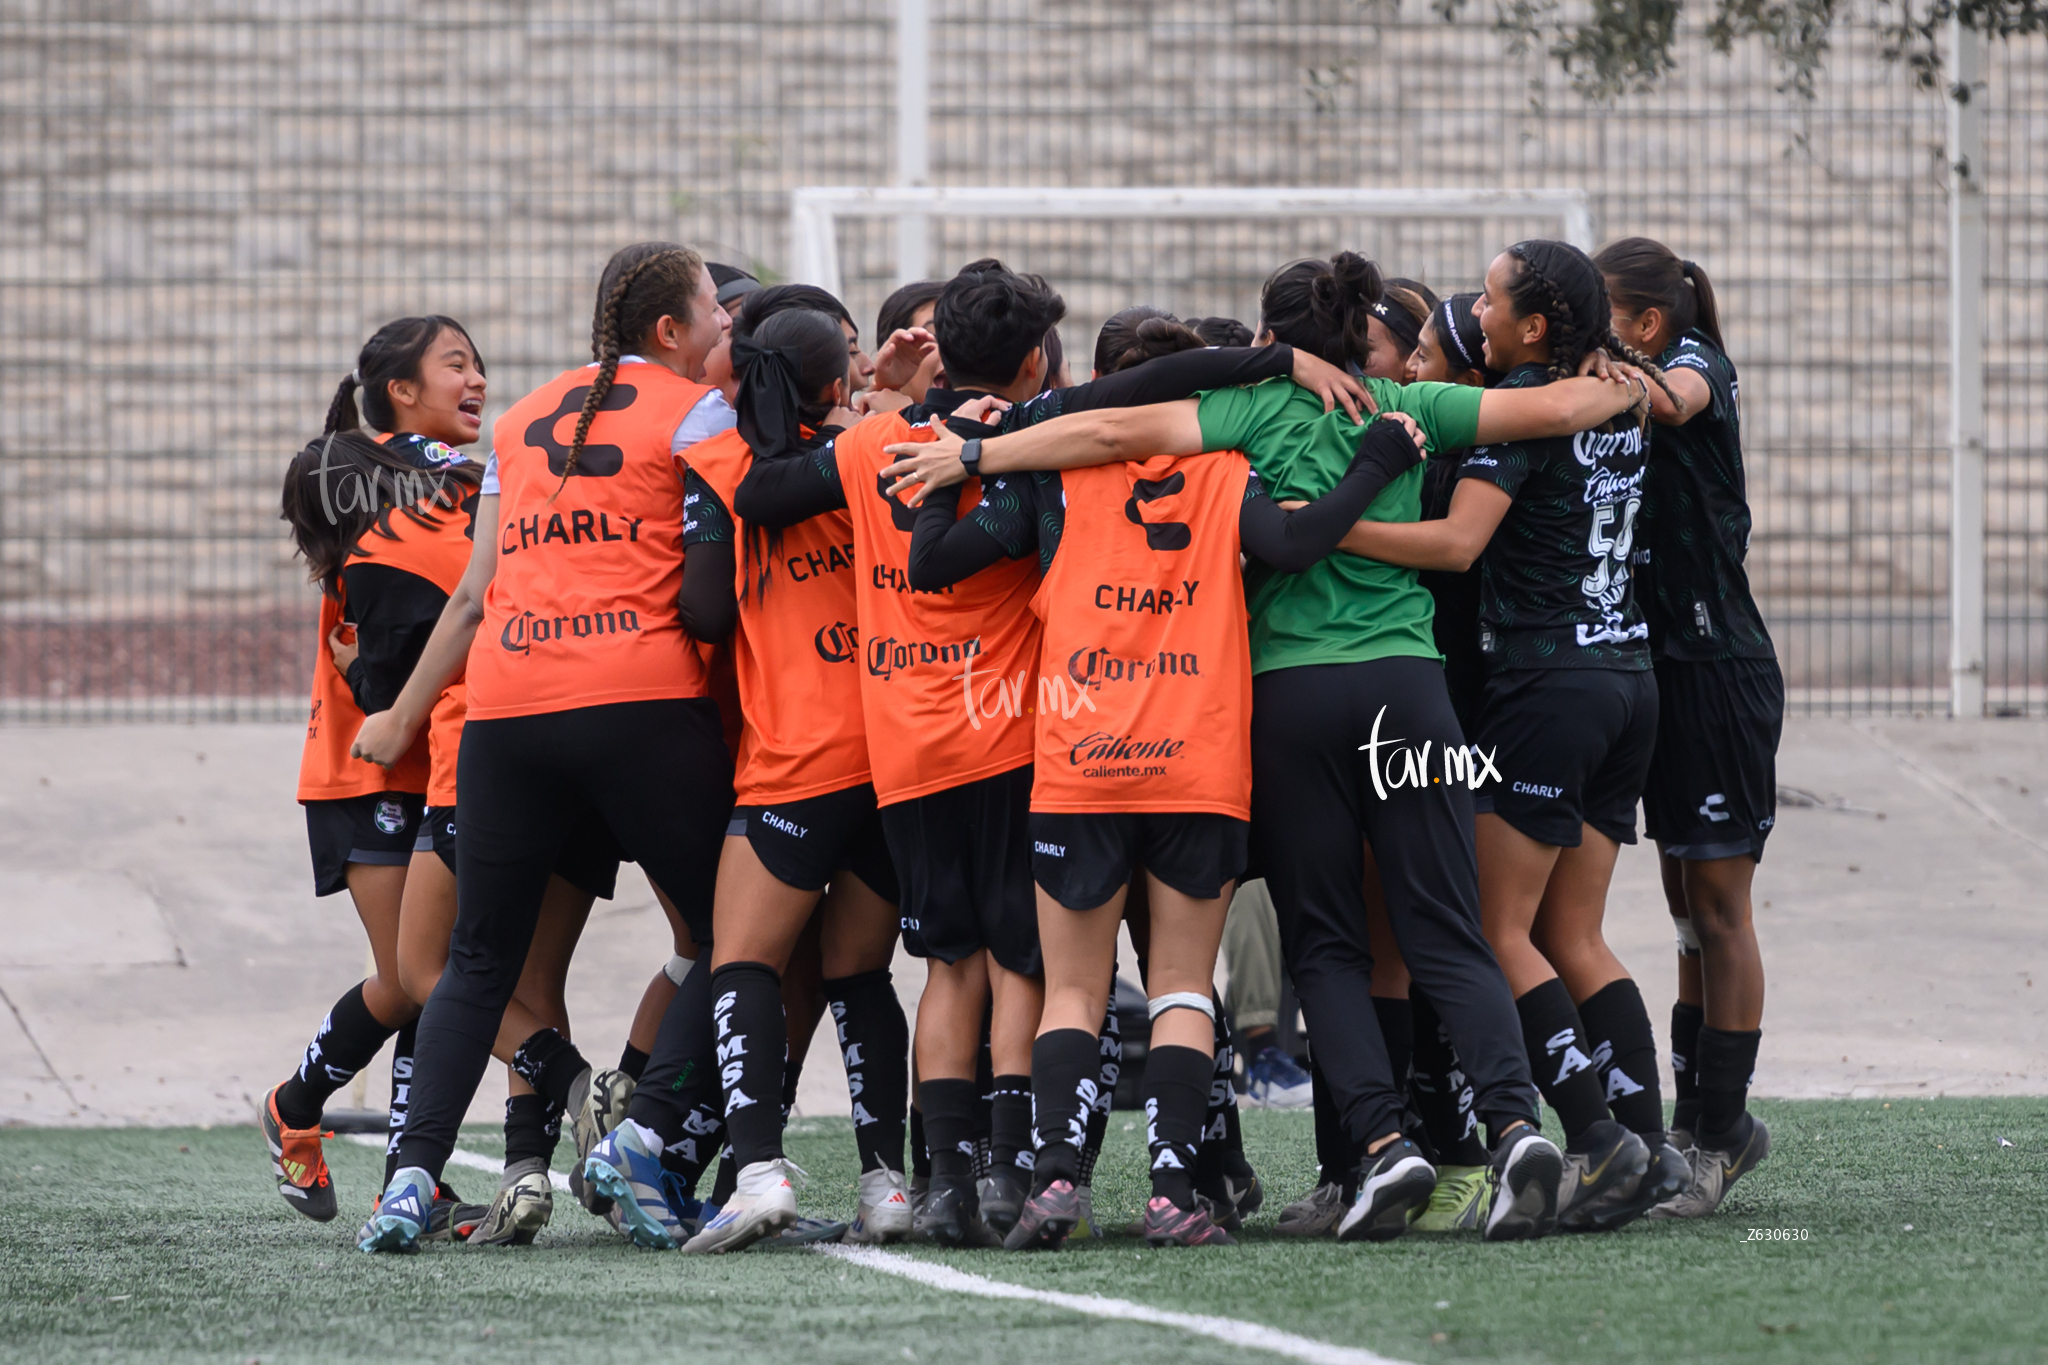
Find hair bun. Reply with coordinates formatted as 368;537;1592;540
1329;250;1385;310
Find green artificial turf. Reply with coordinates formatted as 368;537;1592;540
2;1099;2044;1364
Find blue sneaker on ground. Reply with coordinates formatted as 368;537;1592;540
358;1166;436;1254
1245;1047;1314;1109
583;1121;682;1249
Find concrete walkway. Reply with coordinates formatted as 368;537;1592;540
1;718;2042;1128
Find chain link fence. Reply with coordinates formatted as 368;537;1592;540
2;2;2042;720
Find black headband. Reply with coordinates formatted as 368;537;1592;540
733;334;805;457
1370;297;1423;354
1436;298;1481;371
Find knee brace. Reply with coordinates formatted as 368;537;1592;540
1147;991;1216;1022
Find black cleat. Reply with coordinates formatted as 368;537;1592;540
1337;1139;1437;1243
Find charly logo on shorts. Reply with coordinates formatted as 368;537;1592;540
373;799;407;835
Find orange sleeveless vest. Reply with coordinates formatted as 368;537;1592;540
685;427;870;803
1027;453;1254;818
832;412;1040;804
465;361;714;720
296;487;474;803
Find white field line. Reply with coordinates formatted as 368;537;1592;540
818;1244;1414;1365
346;1132;571;1191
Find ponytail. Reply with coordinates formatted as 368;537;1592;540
325;316;481;436
1592;236;1726;355
1258;250;1385;368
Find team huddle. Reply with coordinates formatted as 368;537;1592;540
265;233;1781;1256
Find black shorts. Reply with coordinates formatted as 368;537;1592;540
415;804;626;900
1029;811;1249;911
1642;655;1784;863
1471;667;1658;848
305;791;424;897
879;764;1038;976
728;783;901;903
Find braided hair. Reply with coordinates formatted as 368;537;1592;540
569;242;708;483
1503;239;1673;419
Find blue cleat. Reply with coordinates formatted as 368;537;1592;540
358;1167;436;1254
582;1121;682;1249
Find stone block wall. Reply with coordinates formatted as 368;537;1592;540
0;1;2042;715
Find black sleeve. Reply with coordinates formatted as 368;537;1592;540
907;482;1015;591
1045;344;1295;418
678;470;738;642
338;560;451;714
1237;417;1424;573
732;439;847;527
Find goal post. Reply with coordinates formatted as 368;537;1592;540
787;185;1598;300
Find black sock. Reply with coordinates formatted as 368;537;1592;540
1696;1027;1761;1141
628;954;723;1189
825;969;909;1174
710;1145;738;1204
1309;1057;1358;1196
618;1043;650;1082
1029;1029;1099;1192
1669;1002;1705;1134
1196;998;1251;1194
510;1028;592;1113
710;961;787;1169
1079;1003;1120;1186
1373;995;1414;1104
909;1104;931;1181
781;1043;805;1117
504;1091;563;1167
276;981;396;1130
1577;978;1665;1144
972;1035;995;1179
1410;990;1490;1166
1142;1044;1212;1210
1514;978;1613;1147
382;1020;417;1188
921;1077;980;1186
989;1073;1033;1183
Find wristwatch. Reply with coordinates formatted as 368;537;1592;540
959;437;983;478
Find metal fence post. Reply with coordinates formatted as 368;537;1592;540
1948;17;1987;719
895;0;931;284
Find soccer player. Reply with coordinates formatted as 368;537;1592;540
1330;241;1691;1232
903;308;1428;1248
1598;237;1779;1217
266;318;491;1232
584;305;914;1253
348;244;736;1253
732;261;1368;1245
1362;278;1438;381
879;252;1655;1242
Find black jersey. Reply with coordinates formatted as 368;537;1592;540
1639;331;1775;662
1458;364;1650;672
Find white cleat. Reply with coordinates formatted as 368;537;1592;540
681;1158;801;1254
845;1166;914;1245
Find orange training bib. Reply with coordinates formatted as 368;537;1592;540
465;362;713;720
685;426;870;803
1028;453;1254;818
833;413;1040;804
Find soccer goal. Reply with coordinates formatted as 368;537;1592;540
787;185;1597;331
